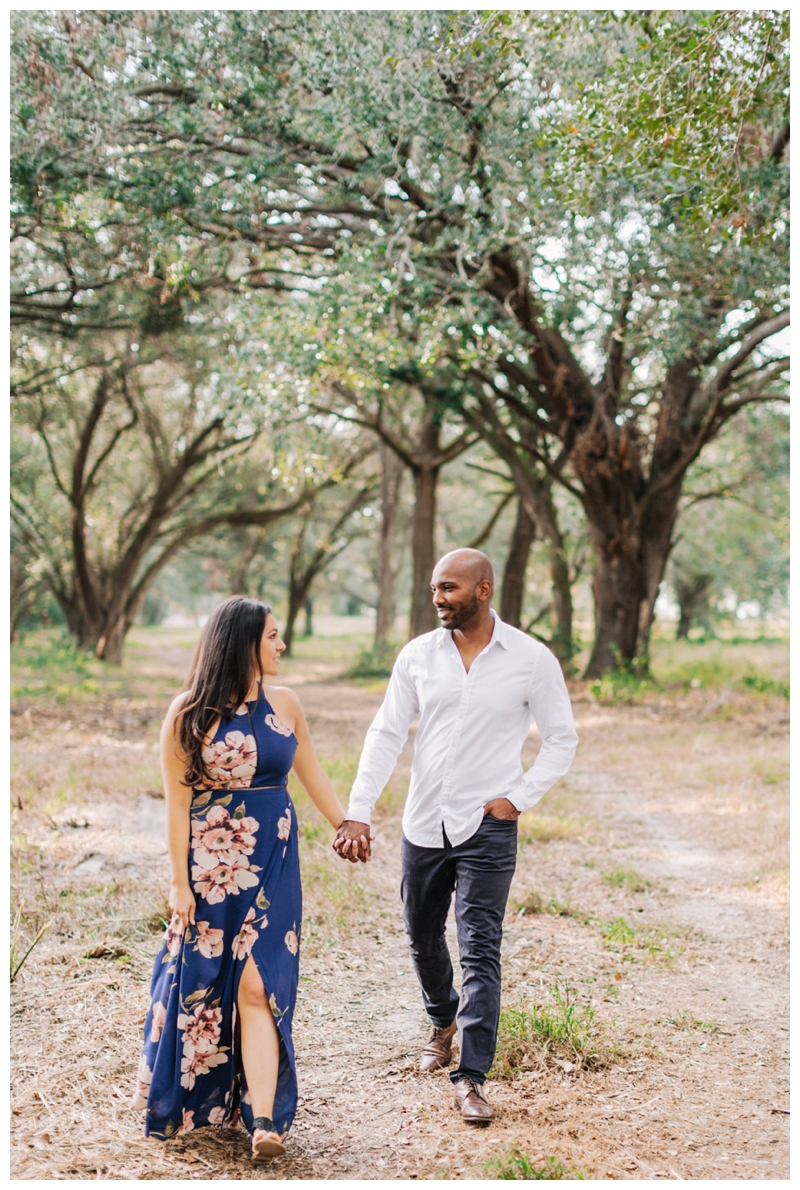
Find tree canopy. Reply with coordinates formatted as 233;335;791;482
11;10;789;666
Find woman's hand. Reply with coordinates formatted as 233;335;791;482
168;882;196;929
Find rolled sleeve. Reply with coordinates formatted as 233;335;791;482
507;646;578;815
346;648;420;825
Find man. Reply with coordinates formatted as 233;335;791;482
332;549;578;1124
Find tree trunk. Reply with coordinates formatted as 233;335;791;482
302;597;313;638
283;578;308;654
584;538;643;678
409;461;440;638
374;443;404;648
675;574;713;640
634;485;682;666
500;499;536;627
514;471;575;668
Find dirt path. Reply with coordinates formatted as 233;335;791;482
11;647;789;1180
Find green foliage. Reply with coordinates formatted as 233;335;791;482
487;1148;584;1181
492;984;599;1077
740;672;789;700
590;650;653;705
345;642;399;680
603;917;636;947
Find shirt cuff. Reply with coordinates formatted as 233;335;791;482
345;801;373;827
507;782;546;816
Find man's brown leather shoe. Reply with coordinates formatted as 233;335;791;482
452;1077;494;1124
419;1021;457;1072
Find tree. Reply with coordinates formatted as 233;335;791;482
374;443;405;649
281;468;378;653
666;403;789;637
12;10;789;669
10;330;360;660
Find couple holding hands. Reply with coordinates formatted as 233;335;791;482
133;548;577;1161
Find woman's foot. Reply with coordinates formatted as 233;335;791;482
251;1116;286;1161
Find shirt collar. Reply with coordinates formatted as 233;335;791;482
436;608;509;649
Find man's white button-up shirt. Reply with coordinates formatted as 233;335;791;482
346;610;579;849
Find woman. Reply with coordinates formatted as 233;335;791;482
132;596;355;1161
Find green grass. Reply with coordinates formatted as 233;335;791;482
602;867;651;893
512;890;580;919
486;1148;584;1180
601;915;696;964
518;810;579;844
589;665;652;706
584;637;789;705
491;984;600;1077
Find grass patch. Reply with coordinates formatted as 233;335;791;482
491;983;603;1077
518;811;578;844
299;855;378;950
740;672;789;700
486;1148;584;1180
602;916;695;964
602;867;651;893
589;653;653;706
662;1013;720;1033
751;756;789;785
512;890;580;919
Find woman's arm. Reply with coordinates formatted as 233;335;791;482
287;692;349;833
160;694;197;928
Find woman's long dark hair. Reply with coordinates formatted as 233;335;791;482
177;595;270;788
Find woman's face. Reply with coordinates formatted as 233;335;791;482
258;612;286;677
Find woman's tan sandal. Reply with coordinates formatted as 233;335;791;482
251;1116;286;1160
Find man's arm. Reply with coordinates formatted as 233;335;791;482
333;648;419;861
506;646;578;815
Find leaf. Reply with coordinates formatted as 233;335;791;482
233;802;246;819
256;889;270;910
212;794;233;808
192;791;212;808
184;986;210;1005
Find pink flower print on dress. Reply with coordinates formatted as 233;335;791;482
180;1047;228;1090
164;913;184;956
232;906;259;960
176;1108;195;1135
277;809;292;841
265;712;293;737
200;730;257;789
177;1003;223;1059
194;920;225;959
131;1054;152;1111
149;1000;167;1043
191;854;260;904
192;805;258;870
208;1106;227;1125
284;929;299;956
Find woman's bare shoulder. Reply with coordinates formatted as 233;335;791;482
265;685;304;718
165;689;193;720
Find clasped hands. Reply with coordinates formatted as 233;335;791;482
331;798;519;864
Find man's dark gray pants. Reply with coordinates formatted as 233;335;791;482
400;814;518;1085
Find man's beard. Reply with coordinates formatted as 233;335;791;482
443;594;481;631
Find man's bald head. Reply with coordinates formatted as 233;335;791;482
430;549;495;632
433;549;495;589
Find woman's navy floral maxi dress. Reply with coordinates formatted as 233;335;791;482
133;686;300;1140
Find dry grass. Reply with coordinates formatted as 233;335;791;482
10;627;790;1180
